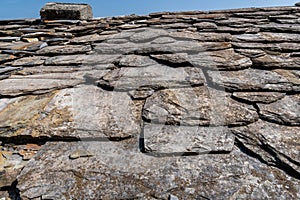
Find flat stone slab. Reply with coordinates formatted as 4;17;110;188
0;85;141;139
258;94;300;125
36;45;92;55
98;64;205;91
189;49;252;70
143;123;234;154
143;87;258;126
40;3;93;20
231;120;300;172
252;54;300;69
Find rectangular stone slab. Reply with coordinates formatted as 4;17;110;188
142;123;235;154
40;3;93;20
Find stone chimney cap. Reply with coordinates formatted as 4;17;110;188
40;2;93;20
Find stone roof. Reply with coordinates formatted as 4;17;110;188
0;2;300;199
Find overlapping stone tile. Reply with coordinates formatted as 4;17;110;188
12;56;46;66
189;48;252;70
36;45;92;55
44;54;120;66
233;32;300;42
232;92;285;103
116;55;157;67
0;73;84;96
258;94;300;125
231;119;300;172
207;68;294;92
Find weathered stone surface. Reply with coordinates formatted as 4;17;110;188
17;141;300;199
143;124;234;154
143;87;258;126
40;3;93;20
231;120;300;174
258;94;300;125
98;64;205;91
207;68;293;92
0;3;299;199
232;92;285;103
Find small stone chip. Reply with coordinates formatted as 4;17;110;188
69;150;93;159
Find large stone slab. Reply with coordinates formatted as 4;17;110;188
40;3;93;20
16;141;300;199
142;87;258;126
258;94;300;125
143;123;234;154
0;85;141;140
98;64;205;91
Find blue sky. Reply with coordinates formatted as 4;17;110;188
0;0;298;19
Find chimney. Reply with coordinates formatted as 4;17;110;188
40;2;93;20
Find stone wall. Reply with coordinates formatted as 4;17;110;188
0;3;299;199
